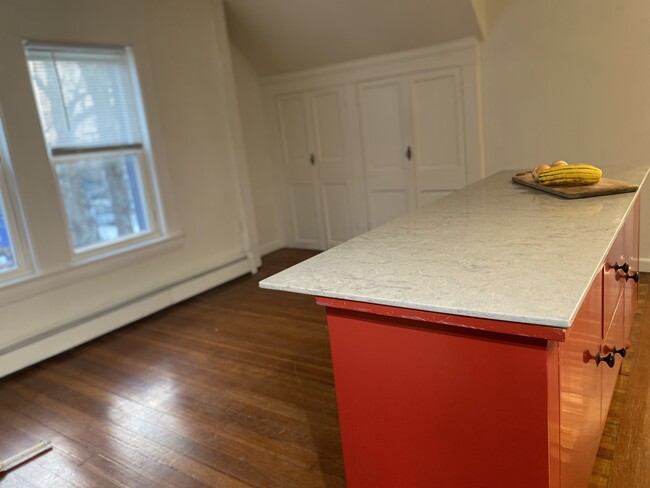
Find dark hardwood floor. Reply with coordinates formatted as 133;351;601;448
0;248;648;487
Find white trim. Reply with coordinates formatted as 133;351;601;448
0;256;251;378
0;232;184;306
638;257;650;273
0;108;33;281
210;0;261;273
262;37;479;88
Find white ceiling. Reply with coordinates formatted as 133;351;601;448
224;0;483;76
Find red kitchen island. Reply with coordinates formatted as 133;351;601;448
260;167;648;488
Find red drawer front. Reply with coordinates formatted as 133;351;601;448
603;229;625;338
601;300;625;427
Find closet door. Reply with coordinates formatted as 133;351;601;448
310;88;355;248
276;94;324;249
409;68;466;207
357;78;415;229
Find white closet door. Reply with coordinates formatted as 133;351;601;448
310;88;355;248
276;94;324;249
357;78;415;229
409;68;467;206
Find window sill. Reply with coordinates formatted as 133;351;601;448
0;232;185;307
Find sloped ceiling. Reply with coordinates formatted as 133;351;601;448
224;0;483;76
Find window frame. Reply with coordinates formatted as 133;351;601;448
0;111;32;282
49;146;160;258
24;41;165;260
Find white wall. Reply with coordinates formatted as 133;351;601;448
230;45;284;254
480;0;650;266
0;0;258;375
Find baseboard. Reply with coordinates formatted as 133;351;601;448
0;257;251;378
639;257;650;273
259;238;286;257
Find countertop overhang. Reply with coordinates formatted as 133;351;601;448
260;166;650;328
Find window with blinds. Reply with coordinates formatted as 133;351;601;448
25;43;160;254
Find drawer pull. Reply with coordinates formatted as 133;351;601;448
596;351;616;368
612;346;627;358
614;262;629;273
625;271;639;283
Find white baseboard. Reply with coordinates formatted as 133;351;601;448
0;257;251;378
639;257;650;273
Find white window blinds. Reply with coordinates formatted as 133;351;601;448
25;44;143;154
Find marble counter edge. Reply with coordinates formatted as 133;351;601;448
260;166;650;330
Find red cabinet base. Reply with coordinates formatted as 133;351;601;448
322;301;561;487
315;200;638;487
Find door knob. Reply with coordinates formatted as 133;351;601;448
596;351;616;368
309;153;315;165
614;262;629;273
405;146;412;161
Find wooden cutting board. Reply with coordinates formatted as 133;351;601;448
512;172;638;199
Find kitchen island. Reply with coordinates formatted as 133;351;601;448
260;167;649;488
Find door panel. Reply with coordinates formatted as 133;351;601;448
277;94;323;248
278;95;312;166
358;78;415;229
368;190;409;228
312;91;346;161
410;68;467;204
311;88;356;247
321;183;352;245
288;184;321;247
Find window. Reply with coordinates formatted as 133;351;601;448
0;187;17;274
0;114;27;279
25;43;161;254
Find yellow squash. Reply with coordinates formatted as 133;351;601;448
537;164;602;186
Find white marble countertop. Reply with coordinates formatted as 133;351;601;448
260;166;649;328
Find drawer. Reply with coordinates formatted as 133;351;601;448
603;228;626;338
601;299;625;427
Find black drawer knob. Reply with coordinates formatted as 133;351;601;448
625;271;639;283
612;346;627;358
596;351;616;368
614;262;630;273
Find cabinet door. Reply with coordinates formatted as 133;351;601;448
310;88;356;248
357;77;415;229
276;94;324;249
559;276;603;488
409;68;466;207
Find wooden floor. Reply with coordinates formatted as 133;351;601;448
0;248;648;487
